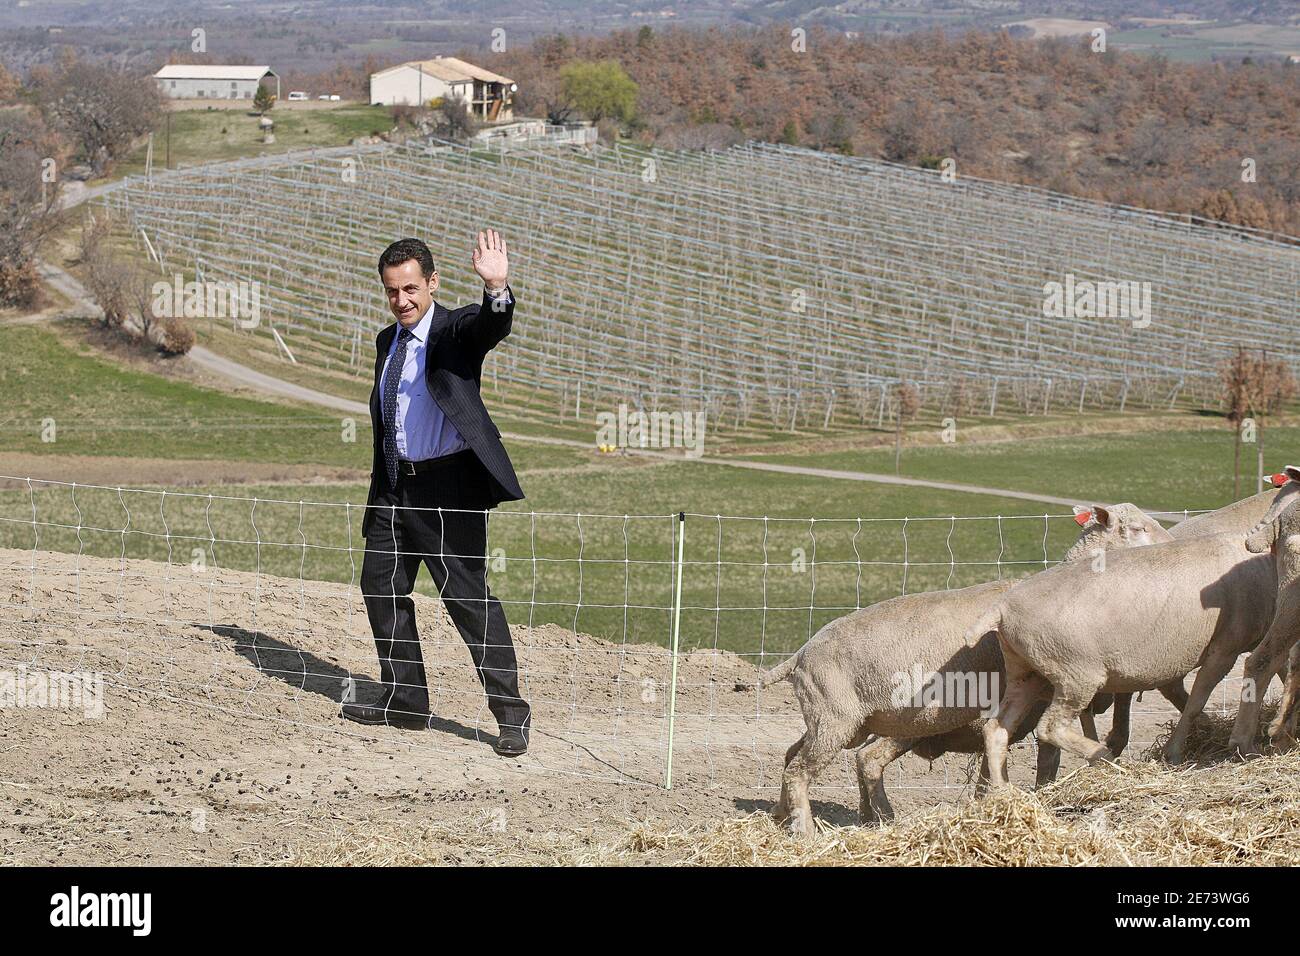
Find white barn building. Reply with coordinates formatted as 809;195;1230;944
153;65;280;101
369;56;515;121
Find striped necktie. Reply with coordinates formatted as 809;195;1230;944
382;327;414;486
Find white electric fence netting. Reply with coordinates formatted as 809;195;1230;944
0;476;1247;794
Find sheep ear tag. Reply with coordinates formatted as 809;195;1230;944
1268;473;1288;488
1073;510;1093;527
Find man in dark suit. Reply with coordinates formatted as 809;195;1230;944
342;232;531;756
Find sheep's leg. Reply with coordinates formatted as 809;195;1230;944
1157;678;1189;713
1079;709;1098;742
1036;690;1112;764
771;733;806;824
1231;616;1297;755
983;657;1046;790
1104;693;1133;756
853;736;914;824
1165;643;1239;764
1033;741;1062;788
780;722;855;839
1269;642;1300;749
974;754;992;797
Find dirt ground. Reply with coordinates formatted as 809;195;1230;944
0;547;1253;865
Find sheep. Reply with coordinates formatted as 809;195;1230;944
1091;469;1300;754
1229;493;1300;753
762;503;1172;837
976;466;1300;786
1167;472;1295;539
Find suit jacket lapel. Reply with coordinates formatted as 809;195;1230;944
425;301;451;346
372;324;396;420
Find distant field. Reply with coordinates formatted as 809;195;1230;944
1108;21;1300;62
0;322;582;475
992;16;1300;62
1003;18;1108;38
745;423;1300;517
103;104;396;181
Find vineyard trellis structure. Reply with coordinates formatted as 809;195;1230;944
104;139;1300;429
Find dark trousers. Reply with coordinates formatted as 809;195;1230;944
360;450;530;735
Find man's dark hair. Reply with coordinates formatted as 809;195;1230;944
378;238;436;280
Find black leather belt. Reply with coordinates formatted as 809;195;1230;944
397;448;475;477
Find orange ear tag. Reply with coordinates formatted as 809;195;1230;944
1073;511;1092;526
1269;473;1288;488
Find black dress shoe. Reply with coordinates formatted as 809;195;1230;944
340;700;430;730
494;729;528;757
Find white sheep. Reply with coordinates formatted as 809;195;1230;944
1231;491;1300;752
976;467;1300;785
762;503;1172;836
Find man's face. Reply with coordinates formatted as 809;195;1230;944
381;258;438;328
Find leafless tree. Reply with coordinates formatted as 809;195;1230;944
36;57;162;177
0;110;64;308
893;381;921;475
436;95;477;140
1219;348;1297;496
79;211;132;328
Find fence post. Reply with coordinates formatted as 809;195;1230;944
664;510;686;790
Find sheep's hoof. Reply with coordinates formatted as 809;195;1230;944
787;808;816;839
1228;735;1262;759
1086;746;1114;767
859;801;894;826
1103;735;1129;757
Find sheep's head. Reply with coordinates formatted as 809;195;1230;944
1063;503;1173;563
1246;467;1300;553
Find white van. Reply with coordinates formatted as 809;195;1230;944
287;91;309;101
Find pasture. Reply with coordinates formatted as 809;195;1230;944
103;104;396;182
5;132;1300;867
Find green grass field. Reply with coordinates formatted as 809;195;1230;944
4;314;1295;657
0;322;588;472
1109;22;1300;62
744;423;1300;518
0;469;1084;658
104;105;397;182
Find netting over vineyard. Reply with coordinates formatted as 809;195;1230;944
105;139;1300;426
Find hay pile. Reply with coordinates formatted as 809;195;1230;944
1141;704;1280;764
271;749;1300;866
613;752;1300;866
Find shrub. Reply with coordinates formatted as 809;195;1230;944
159;317;195;355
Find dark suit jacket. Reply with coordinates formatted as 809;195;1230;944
361;286;525;538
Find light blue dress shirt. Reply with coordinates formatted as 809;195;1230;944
380;300;468;462
380;286;513;461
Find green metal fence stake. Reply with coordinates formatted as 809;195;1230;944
664;511;685;790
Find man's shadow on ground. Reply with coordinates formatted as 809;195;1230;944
203;624;489;745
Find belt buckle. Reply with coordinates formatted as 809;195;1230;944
401;460;417;476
